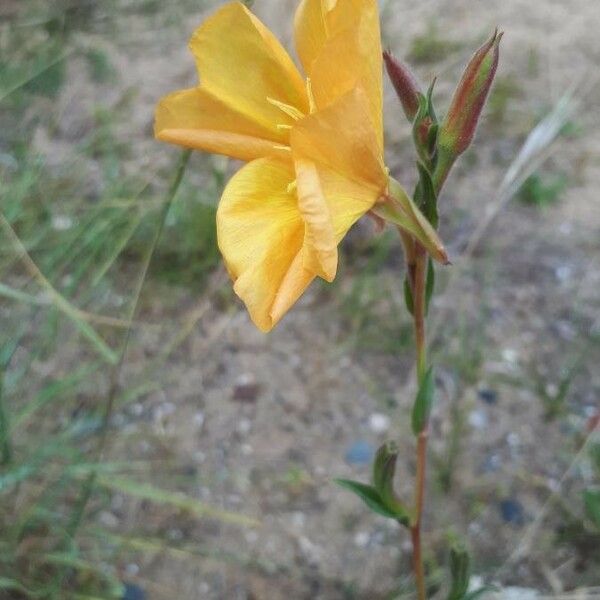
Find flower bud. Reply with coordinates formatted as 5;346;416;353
383;50;422;122
438;30;502;158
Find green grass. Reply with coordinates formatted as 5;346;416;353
408;23;463;64
335;230;414;353
2;0;600;596
517;172;568;207
0;2;249;597
487;75;523;126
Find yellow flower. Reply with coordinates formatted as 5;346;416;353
155;0;445;332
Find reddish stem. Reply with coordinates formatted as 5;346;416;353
409;245;429;599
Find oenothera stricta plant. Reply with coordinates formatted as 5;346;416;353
155;1;500;598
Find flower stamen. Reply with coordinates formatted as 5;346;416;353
266;97;304;121
306;78;317;114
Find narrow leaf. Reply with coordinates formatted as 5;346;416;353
584;489;600;529
417;161;439;228
335;478;398;519
448;544;471;600
412;367;435;435
95;475;259;527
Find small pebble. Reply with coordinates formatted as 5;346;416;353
345;441;375;465
502;587;539;599
506;432;520;448
502;348;519;363
478;388;498;405
291;511;306;529
240;443;254;456
245;530;259;544
555;265;573;283
52;215;74;231
468;575;484;591
237;418;252;435
232;373;260;402
468;409;488;430
122;583;146;600
125;563;140;576
298;535;321;565
193;411;205;428
198;582;211;595
481;453;502;473
98;511;119;528
368;413;391;434
499;498;525;526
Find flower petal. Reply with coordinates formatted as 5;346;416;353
294;0;328;76
291;88;387;193
217;157;315;332
296;158;381;281
294;0;383;147
295;158;338;281
155;87;292;162
191;2;308;139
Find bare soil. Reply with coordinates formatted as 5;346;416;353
19;0;600;597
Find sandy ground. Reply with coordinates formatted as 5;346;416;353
16;0;600;597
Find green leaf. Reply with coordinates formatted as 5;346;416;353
95;475;259;527
425;259;435;313
417;161;439;228
584;489;600;529
334;478;398;519
404;276;415;315
372;443;411;526
0;577;42;598
412;367;435;435
448;544;470;600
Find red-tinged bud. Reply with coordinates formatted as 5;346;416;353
440;30;502;154
383;50;422;122
434;30;502;190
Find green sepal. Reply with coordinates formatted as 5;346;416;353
425;259;435;314
416;161;439;228
413;92;428;126
412;366;435;435
426;78;438;123
372;179;448;265
404;277;415;315
428;122;440;160
335;479;397;519
584;489;600;529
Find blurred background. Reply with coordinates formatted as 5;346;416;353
1;0;599;598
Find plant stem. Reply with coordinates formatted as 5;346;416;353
410;245;429;600
412;429;428;600
413;247;428;381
